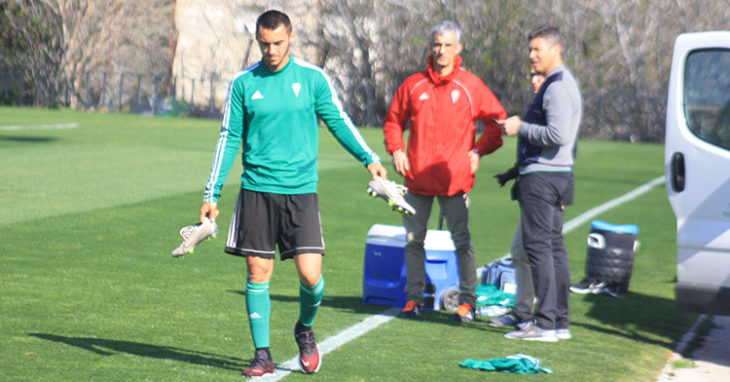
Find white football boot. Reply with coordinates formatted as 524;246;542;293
172;217;218;257
367;177;416;216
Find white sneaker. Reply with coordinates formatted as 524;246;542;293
366;177;416;216
569;279;606;294
504;321;558;342
172;217;218;257
556;328;572;340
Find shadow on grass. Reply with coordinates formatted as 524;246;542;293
228;290;480;327
574;290;696;349
28;333;246;370
0;135;58;144
229;290;397;315
230;290;455;316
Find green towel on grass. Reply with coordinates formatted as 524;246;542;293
459;354;552;374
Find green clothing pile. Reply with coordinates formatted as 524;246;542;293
459;354;552;374
475;283;514;307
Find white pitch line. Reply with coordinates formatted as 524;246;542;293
255;175;666;380
493;175;665;262
0;122;79;130
257;308;399;381
562;175;665;233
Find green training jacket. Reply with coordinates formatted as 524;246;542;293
203;56;380;202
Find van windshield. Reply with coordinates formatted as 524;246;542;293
684;48;730;151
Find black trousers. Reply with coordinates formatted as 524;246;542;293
518;172;573;330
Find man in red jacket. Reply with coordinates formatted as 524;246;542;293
383;20;506;321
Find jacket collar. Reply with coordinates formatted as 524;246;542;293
427;54;462;85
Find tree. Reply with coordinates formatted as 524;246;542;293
1;1;64;106
1;0;171;108
4;0;728;141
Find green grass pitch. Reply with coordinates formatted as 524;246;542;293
0;106;696;381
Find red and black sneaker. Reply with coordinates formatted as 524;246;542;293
450;303;475;322
398;301;423;319
294;321;321;374
241;348;275;378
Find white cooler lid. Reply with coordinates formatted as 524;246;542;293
366;224;455;250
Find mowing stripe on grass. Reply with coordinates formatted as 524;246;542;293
259;175;665;380
0;122;79;130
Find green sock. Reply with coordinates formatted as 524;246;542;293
245;279;270;349
299;276;325;327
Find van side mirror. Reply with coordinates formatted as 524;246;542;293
671;152;685;192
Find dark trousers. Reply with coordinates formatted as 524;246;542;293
402;193;477;307
518;172;572;330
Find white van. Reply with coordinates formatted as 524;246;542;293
665;31;730;315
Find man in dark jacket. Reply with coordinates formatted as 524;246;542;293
499;25;582;342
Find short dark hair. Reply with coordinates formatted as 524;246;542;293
256;10;292;36
528;25;561;46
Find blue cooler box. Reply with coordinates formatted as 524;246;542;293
362;224;459;310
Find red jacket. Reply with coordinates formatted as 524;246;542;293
384;55;506;196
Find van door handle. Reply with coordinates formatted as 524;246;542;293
671;152;685;192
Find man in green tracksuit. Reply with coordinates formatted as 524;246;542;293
198;10;386;377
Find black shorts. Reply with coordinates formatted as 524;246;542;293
225;189;325;260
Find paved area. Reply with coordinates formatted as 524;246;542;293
657;315;730;382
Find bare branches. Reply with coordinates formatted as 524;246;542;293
1;0;170;107
3;0;729;140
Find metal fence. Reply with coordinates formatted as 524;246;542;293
0;67;666;141
74;70;228;119
0;67;228;119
